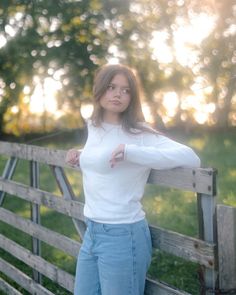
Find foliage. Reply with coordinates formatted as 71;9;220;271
0;0;235;135
197;0;236;128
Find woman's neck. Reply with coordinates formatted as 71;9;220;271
102;113;122;125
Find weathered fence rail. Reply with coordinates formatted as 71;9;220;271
0;141;235;295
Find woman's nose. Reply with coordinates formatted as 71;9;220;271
114;88;121;97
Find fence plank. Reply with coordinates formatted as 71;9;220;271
0;234;75;293
145;277;191;295
0;258;54;295
0;205;215;269
50;165;86;239
0;277;23;295
0;141;215;193
0;177;85;221
0;141;67;168
150;225;215;268
148;167;216;194
217;205;236;289
0;141;220;295
0;174;215;268
0;207;81;257
0;157;18;206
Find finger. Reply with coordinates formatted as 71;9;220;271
66;154;75;163
66;151;73;161
109;155;116;167
66;155;77;165
110;159;115;168
112;147;123;158
110;153;123;168
112;152;124;162
110;155;122;168
67;150;79;161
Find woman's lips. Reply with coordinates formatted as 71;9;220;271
109;100;122;105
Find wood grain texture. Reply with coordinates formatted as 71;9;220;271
0;141;217;193
0;177;85;221
0;235;75;292
0;141;223;295
145;277;191;295
148;167;216;195
0;257;54;295
150;225;215;268
0;278;23;295
0;207;81;257
217;205;236;289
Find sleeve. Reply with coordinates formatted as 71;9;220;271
124;133;201;170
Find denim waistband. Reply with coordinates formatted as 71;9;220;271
85;218;147;234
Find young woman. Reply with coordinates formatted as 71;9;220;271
65;64;200;295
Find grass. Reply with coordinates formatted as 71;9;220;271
0;129;235;294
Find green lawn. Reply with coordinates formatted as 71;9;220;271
0;129;235;294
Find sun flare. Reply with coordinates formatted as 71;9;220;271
150;12;216;66
22;13;218;126
29;77;61;115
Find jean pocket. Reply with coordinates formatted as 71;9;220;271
102;224;130;236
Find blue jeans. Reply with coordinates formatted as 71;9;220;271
74;218;152;295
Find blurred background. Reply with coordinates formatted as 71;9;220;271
0;0;235;136
0;1;235;294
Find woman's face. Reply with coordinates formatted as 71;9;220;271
99;74;131;120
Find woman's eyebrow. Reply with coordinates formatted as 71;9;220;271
109;82;130;88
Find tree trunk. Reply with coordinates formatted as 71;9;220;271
0;98;10;137
216;78;236;128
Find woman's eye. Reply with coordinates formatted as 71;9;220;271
121;88;130;95
107;85;130;95
107;85;115;90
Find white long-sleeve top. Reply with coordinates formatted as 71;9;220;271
80;121;200;224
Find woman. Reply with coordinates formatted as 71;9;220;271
65;64;200;295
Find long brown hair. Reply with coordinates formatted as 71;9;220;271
91;64;155;134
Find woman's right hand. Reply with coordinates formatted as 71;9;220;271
65;149;80;166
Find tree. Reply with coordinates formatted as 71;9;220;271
0;0;235;135
0;0;121;134
199;0;236;128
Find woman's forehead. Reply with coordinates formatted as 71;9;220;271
110;73;129;87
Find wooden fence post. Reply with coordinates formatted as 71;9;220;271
197;169;218;294
50;165;86;240
0;142;222;295
197;193;218;294
0;157;18;206
30;160;42;284
217;204;236;290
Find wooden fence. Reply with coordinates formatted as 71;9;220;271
0;141;235;295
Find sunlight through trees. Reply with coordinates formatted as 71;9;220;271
0;0;235;135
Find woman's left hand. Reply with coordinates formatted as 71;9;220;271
110;144;125;168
